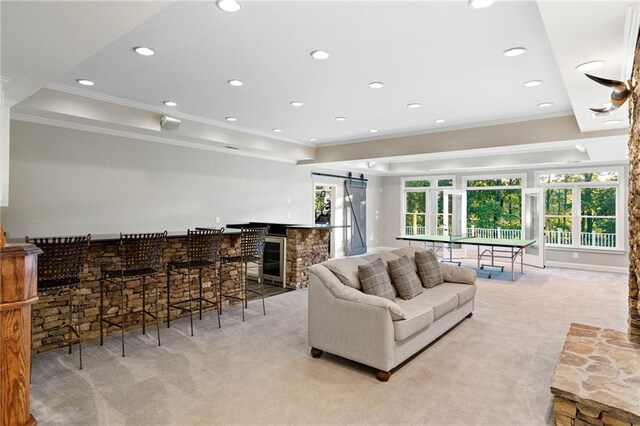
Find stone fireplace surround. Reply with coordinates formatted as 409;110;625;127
549;32;640;426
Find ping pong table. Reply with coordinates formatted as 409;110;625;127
396;234;536;281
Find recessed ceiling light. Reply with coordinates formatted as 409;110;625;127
538;102;554;108
369;129;379;133
272;128;283;133
335;117;346;121
368;82;384;89
407;103;421;109
575;60;605;72
468;0;496;8
228;79;244;87
310;50;330;60
603;119;621;126
225;117;237;122
133;46;155;56
575;143;587;153
216;0;241;12
434;119;446;124
502;47;527;57
309;137;318;142
76;79;94;86
290;101;304;107
524;80;542;87
163;101;177;107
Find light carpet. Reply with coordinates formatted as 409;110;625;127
31;264;629;425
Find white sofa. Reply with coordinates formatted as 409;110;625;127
308;246;477;381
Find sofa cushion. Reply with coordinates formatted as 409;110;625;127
360;251;401;265
440;262;477;284
360;251;401;297
415;250;444;288
388;256;423;300
431;283;476;307
399;289;458;320
323;257;368;290
358;258;395;301
392;305;434;341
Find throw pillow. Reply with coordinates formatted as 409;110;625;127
415;250;444;288
388;256;423;300
358;258;395;301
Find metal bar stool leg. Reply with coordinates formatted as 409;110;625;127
68;288;73;355
198;269;203;320
121;275;125;357
187;270;194;337
155;276;161;346
216;266;221;328
260;262;266;316
241;262;245;322
100;277;104;346
142;275;146;335
77;287;83;370
166;269;171;328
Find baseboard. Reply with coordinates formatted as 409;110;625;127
545;261;628;274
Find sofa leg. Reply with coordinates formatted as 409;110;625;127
311;347;323;358
466;312;473;318
376;370;391;382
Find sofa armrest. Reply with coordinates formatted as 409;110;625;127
308;267;397;371
440;262;477;285
308;264;406;319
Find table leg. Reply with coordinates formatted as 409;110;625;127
511;247;515;281
477;245;480;270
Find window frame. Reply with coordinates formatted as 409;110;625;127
534;167;624;251
463;173;526;236
400;176;455;236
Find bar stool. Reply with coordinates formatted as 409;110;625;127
221;226;269;322
25;235;91;369
100;231;167;357
166;228;224;335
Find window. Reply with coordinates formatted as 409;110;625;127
464;176;523;239
536;169;622;249
402;177;454;236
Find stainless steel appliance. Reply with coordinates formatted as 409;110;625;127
261;236;287;286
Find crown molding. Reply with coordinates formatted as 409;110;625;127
44;83;316;147
11;112;298;164
316;109;576;147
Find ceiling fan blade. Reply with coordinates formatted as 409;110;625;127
584;73;628;93
589;105;615;113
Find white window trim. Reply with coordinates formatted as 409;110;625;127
463;173;527;190
400;176;455;235
534;167;624;251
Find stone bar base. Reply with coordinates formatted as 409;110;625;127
551;324;640;426
32;234;243;353
285;228;330;289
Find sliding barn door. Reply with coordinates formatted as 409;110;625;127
344;179;367;256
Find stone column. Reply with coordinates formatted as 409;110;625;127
629;33;640;343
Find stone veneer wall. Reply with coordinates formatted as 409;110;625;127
285;228;330;289
630;33;640;344
32;235;242;353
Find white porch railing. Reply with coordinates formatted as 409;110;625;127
404;225;617;248
544;229;616;248
467;226;521;239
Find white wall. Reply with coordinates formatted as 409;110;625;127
380;166;630;273
2;120;382;246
